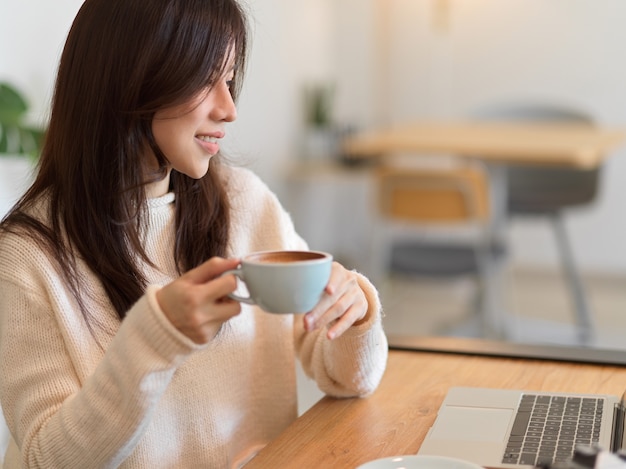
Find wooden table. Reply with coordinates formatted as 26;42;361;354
342;121;626;169
245;339;626;468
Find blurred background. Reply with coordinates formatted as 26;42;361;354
1;0;626;360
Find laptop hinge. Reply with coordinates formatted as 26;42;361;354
611;401;625;452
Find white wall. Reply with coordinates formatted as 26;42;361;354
331;0;626;275
0;0;84;125
223;0;335;189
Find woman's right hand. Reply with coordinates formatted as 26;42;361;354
155;257;242;344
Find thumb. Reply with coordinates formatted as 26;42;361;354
184;257;241;284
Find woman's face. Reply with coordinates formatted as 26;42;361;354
151;66;237;180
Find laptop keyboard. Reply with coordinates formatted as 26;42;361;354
501;393;603;466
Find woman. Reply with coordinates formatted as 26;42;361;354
0;0;388;467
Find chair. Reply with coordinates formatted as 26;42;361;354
370;162;506;337
471;103;598;341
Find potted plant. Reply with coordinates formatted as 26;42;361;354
0;81;45;158
0;81;44;216
301;82;337;161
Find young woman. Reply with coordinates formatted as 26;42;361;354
0;0;388;467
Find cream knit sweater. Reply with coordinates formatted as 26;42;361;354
0;166;388;468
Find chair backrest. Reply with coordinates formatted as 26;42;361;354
371;165;497;281
471;103;600;214
472;104;593;124
376;166;490;224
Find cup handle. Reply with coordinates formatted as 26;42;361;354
221;269;255;305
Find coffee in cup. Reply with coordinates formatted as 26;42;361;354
222;250;333;314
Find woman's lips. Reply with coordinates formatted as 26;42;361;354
196;135;221;154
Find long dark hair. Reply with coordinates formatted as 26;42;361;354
0;0;248;321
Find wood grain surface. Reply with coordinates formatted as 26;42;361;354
245;347;626;468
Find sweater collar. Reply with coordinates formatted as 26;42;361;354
146;192;175;209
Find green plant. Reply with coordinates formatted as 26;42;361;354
0;82;45;158
303;83;334;128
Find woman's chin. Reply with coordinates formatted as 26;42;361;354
184;161;212;179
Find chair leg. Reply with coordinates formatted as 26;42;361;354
367;225;391;288
551;212;594;343
473;237;507;340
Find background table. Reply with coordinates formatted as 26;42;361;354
342;121;626;169
341;120;626;237
245;339;626;468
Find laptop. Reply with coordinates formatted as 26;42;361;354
418;386;626;468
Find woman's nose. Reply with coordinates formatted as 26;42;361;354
211;83;237;123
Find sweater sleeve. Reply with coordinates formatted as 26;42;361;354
0;251;201;469
225;167;388;398
295;271;388;397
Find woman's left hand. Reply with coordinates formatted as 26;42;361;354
303;262;369;340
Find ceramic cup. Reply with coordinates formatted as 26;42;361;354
222;250;333;314
356;455;485;469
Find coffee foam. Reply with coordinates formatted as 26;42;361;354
247;251;327;264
